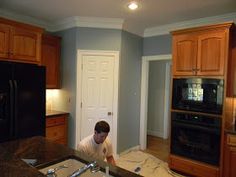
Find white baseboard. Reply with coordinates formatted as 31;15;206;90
117;145;140;158
147;130;164;138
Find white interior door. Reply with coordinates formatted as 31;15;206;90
81;55;115;140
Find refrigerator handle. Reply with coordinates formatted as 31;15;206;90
13;80;18;138
9;80;14;138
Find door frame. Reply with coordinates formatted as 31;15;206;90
139;54;172;150
75;50;119;158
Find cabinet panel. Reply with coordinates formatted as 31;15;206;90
172;23;232;77
0;24;10;58
42;34;61;88
224;134;236;177
46;125;66;141
197;30;227;76
0;17;43;64
172;33;197;76
10;27;41;63
169;154;219;177
46;114;68;145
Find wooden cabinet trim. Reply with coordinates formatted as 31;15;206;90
46;114;68;146
169;154;219;177
42;34;61;88
171;22;233;35
172;22;232;77
0;17;43;64
227;134;236;146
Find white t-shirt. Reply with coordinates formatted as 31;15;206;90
77;135;113;161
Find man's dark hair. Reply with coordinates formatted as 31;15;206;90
95;120;110;133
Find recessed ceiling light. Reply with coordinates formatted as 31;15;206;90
128;1;139;10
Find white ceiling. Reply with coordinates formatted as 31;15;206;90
1;0;236;36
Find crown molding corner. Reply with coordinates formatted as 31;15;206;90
0;8;124;32
144;12;236;37
48;16;124;32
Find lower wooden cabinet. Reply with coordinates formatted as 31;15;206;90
46;114;68;145
223;133;236;177
169;154;219;177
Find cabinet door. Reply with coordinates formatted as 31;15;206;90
197;30;228;76
0;23;10;58
9;27;41;64
42;35;61;88
224;146;236;177
172;33;198;76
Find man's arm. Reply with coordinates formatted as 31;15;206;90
106;155;116;166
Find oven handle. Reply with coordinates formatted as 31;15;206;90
172;121;221;135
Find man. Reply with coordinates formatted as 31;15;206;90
77;120;116;165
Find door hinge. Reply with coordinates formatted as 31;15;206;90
81;102;82;108
81;64;83;70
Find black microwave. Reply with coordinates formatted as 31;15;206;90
172;78;224;114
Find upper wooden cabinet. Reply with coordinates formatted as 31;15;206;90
0;18;44;64
42;34;61;89
172;23;232;76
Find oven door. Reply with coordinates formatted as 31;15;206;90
172;78;224;115
171;120;221;166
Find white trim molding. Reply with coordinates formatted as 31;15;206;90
140;54;172;150
144;12;236;37
48;16;124;32
0;8;124;32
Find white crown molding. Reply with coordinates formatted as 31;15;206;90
0;8;124;32
48;16;124;32
144;12;236;37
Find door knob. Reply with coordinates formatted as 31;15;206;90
108;112;113;116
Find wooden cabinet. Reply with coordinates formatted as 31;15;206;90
42;34;61;88
169;154;219;177
172;23;232;76
46;114;68;145
223;133;236;177
0;17;43;64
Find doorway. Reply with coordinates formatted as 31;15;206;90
75;50;119;158
140;54;172;150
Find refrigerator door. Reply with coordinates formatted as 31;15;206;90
13;63;46;139
0;61;13;142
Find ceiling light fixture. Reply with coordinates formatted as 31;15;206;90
128;1;139;10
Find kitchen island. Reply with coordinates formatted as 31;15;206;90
0;136;142;177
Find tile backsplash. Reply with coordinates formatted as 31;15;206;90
46;89;71;112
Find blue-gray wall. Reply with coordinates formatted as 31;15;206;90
143;34;172;56
54;28;77;147
55;28;143;153
118;31;143;153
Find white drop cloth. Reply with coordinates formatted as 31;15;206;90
116;150;186;177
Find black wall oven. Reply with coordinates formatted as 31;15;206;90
171;112;221;166
172;78;224;115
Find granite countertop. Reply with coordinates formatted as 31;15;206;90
0;136;142;177
46;110;69;117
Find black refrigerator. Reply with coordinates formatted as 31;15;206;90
0;61;45;143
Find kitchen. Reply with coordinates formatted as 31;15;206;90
0;0;236;177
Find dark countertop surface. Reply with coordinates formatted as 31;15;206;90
225;124;236;135
46;110;69;117
0;136;142;177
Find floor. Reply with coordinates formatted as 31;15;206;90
144;135;170;163
116;135;185;177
